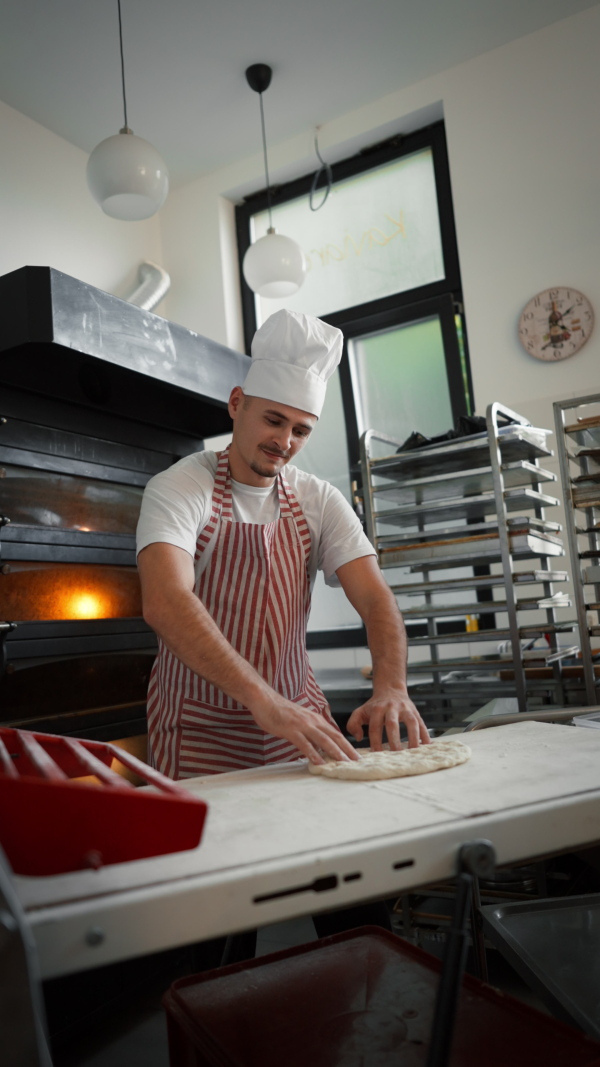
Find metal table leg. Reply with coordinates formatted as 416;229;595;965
426;839;496;1067
0;846;53;1067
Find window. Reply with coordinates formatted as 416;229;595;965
249;146;445;325
236;122;472;472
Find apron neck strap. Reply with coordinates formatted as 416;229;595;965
214;446;293;520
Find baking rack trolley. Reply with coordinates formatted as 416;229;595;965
4;719;600;1066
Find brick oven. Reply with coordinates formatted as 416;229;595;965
0;266;248;744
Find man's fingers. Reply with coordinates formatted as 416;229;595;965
318;722;358;762
385;717;402;751
293;717;359;765
346;706;366;743
368;716;384;751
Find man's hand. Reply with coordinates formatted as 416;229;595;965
346;688;430;750
252;695;359;765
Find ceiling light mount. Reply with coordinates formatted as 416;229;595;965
245;64;273;96
242;63;306;299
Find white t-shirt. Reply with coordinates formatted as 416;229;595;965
136;451;375;587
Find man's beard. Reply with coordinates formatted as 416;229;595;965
250;446;289;479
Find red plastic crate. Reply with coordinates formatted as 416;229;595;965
163;928;600;1067
0;727;208;876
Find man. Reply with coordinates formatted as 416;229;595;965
137;309;428;779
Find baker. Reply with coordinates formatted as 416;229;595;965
137;309;429;779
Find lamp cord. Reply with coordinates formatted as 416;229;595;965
117;0;129;130
309;128;333;211
258;92;273;230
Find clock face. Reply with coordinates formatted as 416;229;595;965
518;287;594;361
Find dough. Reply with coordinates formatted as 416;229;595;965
308;739;471;780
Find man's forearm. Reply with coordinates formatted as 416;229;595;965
363;589;409;695
145;585;279;714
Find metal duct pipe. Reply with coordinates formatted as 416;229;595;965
125;261;170;311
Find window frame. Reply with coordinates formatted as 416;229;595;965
235;121;473;464
235;122;465;346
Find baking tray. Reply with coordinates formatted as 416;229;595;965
377;514;561;544
481;893;600;1039
573;487;600;509
380;532;565;571
564;417;600;448
379;522;563;554
391;570;569;596
373;487;559;528
399;592;571;620
406;621;575;647
406;657;515;674
368;425;553;481
373;460;556;507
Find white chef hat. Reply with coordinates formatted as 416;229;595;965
242;309;343;418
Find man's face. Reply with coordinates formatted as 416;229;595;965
227;388;317;486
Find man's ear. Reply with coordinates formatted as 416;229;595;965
228;386;244;420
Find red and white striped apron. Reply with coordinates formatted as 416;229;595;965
147;447;337;779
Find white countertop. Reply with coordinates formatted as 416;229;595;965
15;722;600;979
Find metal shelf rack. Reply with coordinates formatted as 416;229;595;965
360;402;574;726
553;392;600;705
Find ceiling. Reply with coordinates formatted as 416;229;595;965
0;0;595;189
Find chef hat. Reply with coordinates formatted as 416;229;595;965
242;309;343;418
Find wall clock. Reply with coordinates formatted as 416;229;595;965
518;287;594;361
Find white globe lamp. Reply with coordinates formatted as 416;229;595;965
243;64;306;297
87;128;169;221
88;1;168;221
243;228;306;298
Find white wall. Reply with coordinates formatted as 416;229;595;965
160;3;600;433
0;98;164;305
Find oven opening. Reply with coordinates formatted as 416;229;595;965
1;562;143;621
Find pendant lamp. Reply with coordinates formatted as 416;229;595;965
87;0;169;221
242;65;306;298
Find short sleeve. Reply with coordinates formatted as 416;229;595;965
318;484;376;586
135;454;215;558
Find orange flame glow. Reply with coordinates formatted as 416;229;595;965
64;591;107;619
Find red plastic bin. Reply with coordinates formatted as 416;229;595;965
0;727;208;876
163;927;600;1067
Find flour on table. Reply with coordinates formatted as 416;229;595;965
308;739;471;780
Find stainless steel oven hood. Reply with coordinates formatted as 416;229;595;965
0;266;250;439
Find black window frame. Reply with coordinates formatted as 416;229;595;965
235;120;474;466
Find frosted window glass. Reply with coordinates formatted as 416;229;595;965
251;148;444;323
349;316;453;447
291;368;350;502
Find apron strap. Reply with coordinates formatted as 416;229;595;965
195;447;231;558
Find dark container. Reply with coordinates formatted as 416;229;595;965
163;927;600;1067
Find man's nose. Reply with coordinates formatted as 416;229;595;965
272;426;292;452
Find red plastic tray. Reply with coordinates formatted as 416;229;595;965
0;727;208;876
163;928;600;1067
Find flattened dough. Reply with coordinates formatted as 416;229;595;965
308;739;471;780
